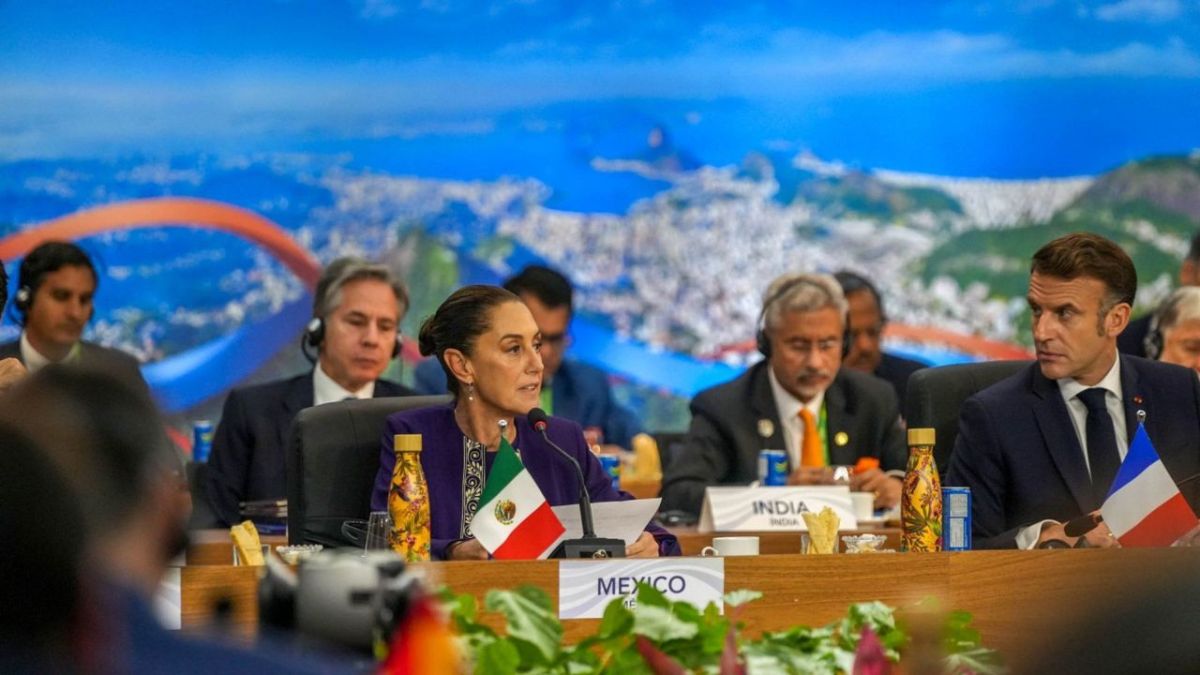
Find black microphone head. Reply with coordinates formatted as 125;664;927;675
1063;512;1103;538
528;407;549;431
1036;539;1071;549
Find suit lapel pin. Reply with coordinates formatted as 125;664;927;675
757;418;775;439
834;431;849;447
1133;395;1144;406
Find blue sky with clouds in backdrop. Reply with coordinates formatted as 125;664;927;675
3;0;1199;174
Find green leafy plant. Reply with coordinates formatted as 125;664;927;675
441;584;1004;675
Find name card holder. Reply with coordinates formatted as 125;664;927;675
697;486;856;532
558;558;724;619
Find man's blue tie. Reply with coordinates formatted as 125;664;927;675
1077;387;1121;506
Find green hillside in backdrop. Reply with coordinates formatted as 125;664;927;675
923;155;1200;329
796;171;963;221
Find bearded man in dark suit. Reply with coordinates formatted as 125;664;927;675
205;258;414;526
661;273;907;517
947;233;1200;549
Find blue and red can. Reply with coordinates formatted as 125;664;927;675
192;420;214;463
758;449;788;486
598;454;621;490
942;486;972;551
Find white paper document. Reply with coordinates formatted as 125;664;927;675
154;567;182;630
552;498;662;544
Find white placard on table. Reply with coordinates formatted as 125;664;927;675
697;486;856;532
558;557;724;619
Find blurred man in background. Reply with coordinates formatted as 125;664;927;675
834;270;927;405
1145;286;1200;375
206;257;414;526
1119;230;1200;357
0;241;146;392
0;261;27;393
414;264;641;450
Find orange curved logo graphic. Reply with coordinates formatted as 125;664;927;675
0;197;321;289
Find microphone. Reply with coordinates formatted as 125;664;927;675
1063;512;1103;538
528;408;625;559
1035;514;1103;549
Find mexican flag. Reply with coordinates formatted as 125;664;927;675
470;436;565;559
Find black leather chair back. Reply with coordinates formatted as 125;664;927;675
286;395;452;546
185;461;221;530
651;432;688;472
904;360;1030;474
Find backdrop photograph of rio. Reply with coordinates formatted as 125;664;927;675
4;0;1200;437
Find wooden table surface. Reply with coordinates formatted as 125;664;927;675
668;524;902;555
179;545;1200;667
187;528;289;566
186;524;902;563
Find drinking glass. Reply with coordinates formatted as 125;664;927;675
364;511;393;553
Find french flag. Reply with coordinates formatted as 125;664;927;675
1101;424;1199;547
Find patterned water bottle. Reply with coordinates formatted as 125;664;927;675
388;433;432;561
901;427;942;552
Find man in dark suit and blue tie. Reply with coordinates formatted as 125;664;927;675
205;258;415;526
947;233;1200;549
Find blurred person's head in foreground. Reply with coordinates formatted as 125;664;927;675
0;365;184;597
0;421;87;671
1147;286;1200;374
1025;572;1200;675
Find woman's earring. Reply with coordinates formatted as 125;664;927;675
466;382;475;402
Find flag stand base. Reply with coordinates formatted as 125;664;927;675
550;537;626;559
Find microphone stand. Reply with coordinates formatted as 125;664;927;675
535;425;625;559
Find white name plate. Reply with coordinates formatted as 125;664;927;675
697;486;856;532
558;558;724;619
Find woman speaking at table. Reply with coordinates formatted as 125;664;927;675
370;285;679;560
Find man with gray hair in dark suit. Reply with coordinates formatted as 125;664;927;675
661;272;907;517
205;257;415;526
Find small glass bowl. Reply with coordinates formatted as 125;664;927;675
841;534;890;554
275;544;324;564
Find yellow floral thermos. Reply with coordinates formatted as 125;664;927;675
901;428;941;552
388;433;431;561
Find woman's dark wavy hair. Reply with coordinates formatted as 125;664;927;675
417;285;520;396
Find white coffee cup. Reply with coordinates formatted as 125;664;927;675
701;536;760;557
850;492;876;521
